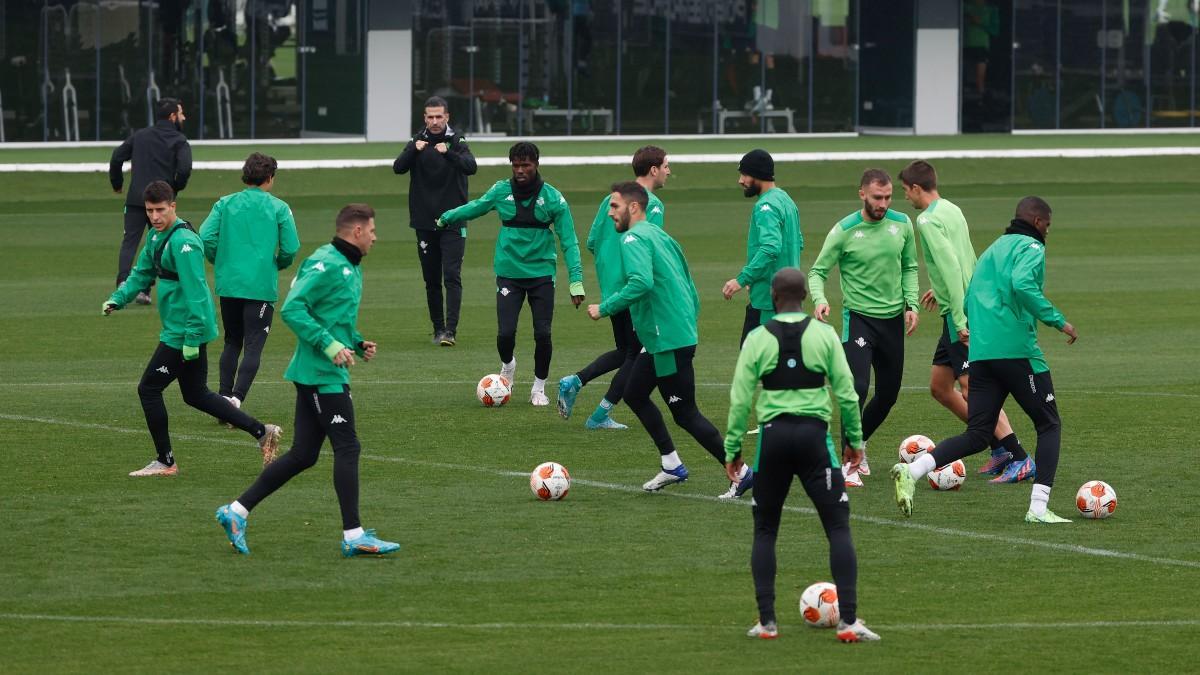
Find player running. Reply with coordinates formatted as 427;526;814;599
891;197;1078;523
557;145;670;429
899;160;1032;480
438;142;585;406
727;268;878;642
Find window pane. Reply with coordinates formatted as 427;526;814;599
301;0;363;135
1060;1;1103;128
1013;0;1058;129
668;1;717;134
811;0;855;131
1147;1;1195;127
619;0;666;134
760;1;810;134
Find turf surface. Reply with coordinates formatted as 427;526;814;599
1;149;1197;672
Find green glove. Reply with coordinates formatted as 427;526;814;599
182;345;200;361
323;339;348;361
569;281;585;297
102;301;118;316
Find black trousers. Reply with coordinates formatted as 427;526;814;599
841;311;905;446
218;297;275;402
496;275;555;380
117;207;150;287
576;309;642;404
751;415;857;626
238;383;363;530
137;342;264;465
931;359;1062;488
623;346;725;463
740;305;773;346
416;228;466;334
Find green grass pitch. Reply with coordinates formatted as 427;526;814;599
0;146;1197;672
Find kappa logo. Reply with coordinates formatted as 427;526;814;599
1045;393;1055;403
918;215;928;225
331;414;348;424
180;243;194;252
650;206;663;214
854;231;866;239
499;287;510;296
156;366;170;374
263;326;270;333
1030;242;1042;250
419;240;428;251
505;195;515;201
887;224;899;236
855;337;867;348
667;395;683;404
962;360;970;369
314;261;326;272
343;268;351;276
536;197;545;206
760;204;772;212
839;492;850;503
622;234;637;244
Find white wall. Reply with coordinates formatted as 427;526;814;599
366;30;412;142
914;28;960;135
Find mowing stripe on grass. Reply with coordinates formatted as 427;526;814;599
4;412;1197;571
0;612;1196;632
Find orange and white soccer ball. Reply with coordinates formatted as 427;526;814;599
476;374;512;407
799;582;840;628
1076;480;1117;519
898;434;935;463
928;460;967;490
530;461;571;501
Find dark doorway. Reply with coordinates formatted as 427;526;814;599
857;0;916;130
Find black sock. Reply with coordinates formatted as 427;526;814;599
996;432;1026;460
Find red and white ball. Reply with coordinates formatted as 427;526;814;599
927;460;967;490
799;582;840;628
476;374;512;407
898;434;936;463
530;461;571;501
1076;480;1118;519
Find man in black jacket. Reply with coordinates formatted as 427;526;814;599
394;96;478;346
110;97;193;304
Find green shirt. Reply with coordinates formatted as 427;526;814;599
598;220;700;354
966;231;1067;373
199;187;301;302
808;208;920;319
441;179;583;283
725;312;862;462
281;243;366;387
587;192;665;302
109;220;218;349
915;198;976;335
737;187;803;311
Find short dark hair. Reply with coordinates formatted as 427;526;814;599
860;168;891;189
631;146;667;177
336;203;375;232
156;97;182;120
898;160;937;191
1015;196;1052;222
509;141;540;164
771;267;809;304
611;181;649;211
423;96;449;112
241;152;278;186
143;180;175;204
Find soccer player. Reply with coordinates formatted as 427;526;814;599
721;149;802;344
102;181;282;477
557;145;670;428
393;95;478;346
587;182;736;496
438;142;585;406
808;169;919;487
726;268;878;642
109;97;193;304
216;204;401;556
200;152;300;416
899;160;1031;480
890;197;1078;523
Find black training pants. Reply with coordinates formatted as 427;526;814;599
496;275;554;380
623;346;725;463
576;309;642;405
137;342;264;465
841;311;905;446
218;297;275;402
416;228;466;334
117;206;150;286
931;358;1062;488
237;383;363;530
750;415;857;626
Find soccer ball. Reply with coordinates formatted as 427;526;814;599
1076;480;1118;519
899;434;935;463
530;461;571;501
927;460;967;490
476;374;511;407
799;582;840;628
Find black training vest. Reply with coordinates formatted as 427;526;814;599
502;186;553;230
760;318;825;391
153;221;195;281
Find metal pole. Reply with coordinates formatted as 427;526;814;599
1101;0;1107;128
95;0;101;139
250;0;256;138
1010;0;1016;129
853;0;860;130
664;0;671;134
468;16;475;133
1054;0;1061;128
518;0;525;136
711;6;718;133
42;0;49;141
760;48;766;134
1192;17;1197;127
808;8;813;132
567;7;573;136
300;0;306;134
616;0;622;134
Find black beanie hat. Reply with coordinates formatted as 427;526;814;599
738;149;774;182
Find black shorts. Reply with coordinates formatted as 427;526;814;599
932;314;969;378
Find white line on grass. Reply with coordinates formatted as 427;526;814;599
4;412;1198;571
0;613;1196;632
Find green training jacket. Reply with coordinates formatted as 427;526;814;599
200;187;301;302
281;242;366;388
915;198;976;336
587;191;665;302
808;208;919;319
737;187;802;311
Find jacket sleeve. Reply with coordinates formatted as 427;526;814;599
553;195;584;284
276;202;301;270
440;183;499;225
917;216;967;332
824;329;864;448
173;237;212;347
393;141;419;174
109;137;133;191
173;141;192;193
586;196;609;254
807;226;844;307
444;138;478;175
199;200;222;263
900;218;921;311
281;262;340;354
108;239;157;307
724;329;765;460
599;232;653;317
1012;245;1066;329
736;206;782;287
